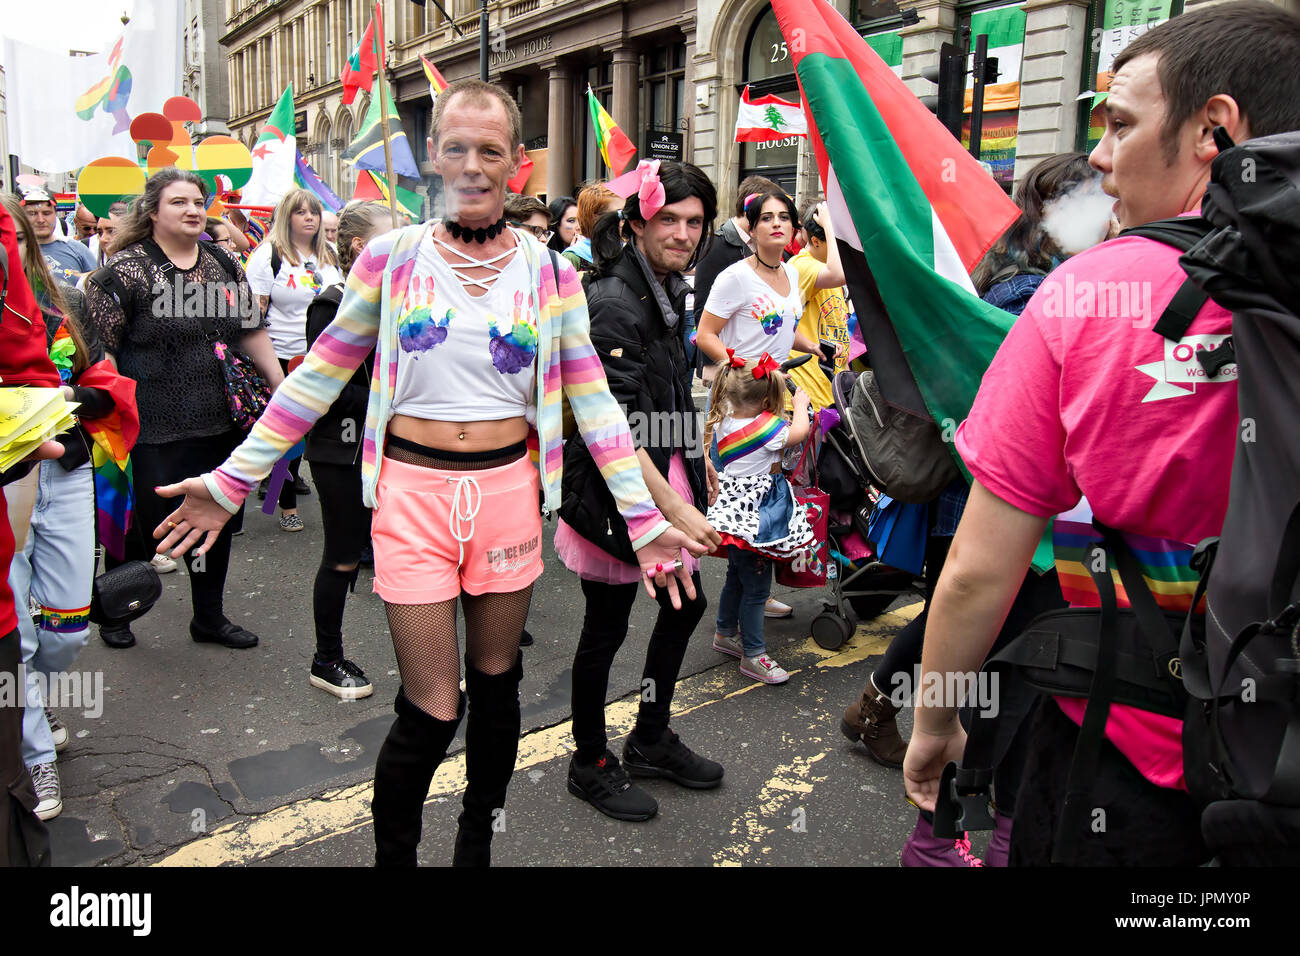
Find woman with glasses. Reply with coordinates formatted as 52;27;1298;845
245;188;341;532
503;194;552;243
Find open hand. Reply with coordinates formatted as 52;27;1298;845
153;477;235;558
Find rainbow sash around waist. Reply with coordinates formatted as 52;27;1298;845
718;412;787;469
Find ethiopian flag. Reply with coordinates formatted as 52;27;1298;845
420;55;448;99
771;0;1019;431
242;85;296;208
586;87;636;175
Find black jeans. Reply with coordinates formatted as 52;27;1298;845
1;629;49;866
276;357;301;511
108;430;243;627
571;572;707;764
311;458;371;661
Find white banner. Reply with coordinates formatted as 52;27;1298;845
4;0;182;174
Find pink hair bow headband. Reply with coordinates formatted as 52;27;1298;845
606;159;667;220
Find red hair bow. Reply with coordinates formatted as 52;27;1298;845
725;347;746;369
752;353;778;379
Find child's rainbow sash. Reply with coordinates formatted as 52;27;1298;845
717;412;786;469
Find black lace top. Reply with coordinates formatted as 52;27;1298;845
84;242;268;445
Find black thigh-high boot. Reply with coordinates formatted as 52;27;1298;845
455;652;523;867
372;686;464;867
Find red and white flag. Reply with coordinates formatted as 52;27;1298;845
734;86;808;143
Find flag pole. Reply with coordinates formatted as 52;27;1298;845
372;2;400;228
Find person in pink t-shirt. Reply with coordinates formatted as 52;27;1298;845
903;0;1300;866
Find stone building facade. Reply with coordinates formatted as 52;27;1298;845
220;0;1299;218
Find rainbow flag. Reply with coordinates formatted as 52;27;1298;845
293;150;342;212
77;359;138;562
420;55;448;99
718;412;787;468
586;86;636;175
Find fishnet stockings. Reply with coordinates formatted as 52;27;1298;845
384;585;533;720
384;443;525;470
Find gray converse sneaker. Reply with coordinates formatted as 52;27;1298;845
740;654;790;685
712;632;743;660
46;709;69;752
30;762;62;821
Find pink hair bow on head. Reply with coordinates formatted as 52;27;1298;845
606;160;666;220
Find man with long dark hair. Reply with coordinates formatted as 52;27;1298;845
557;161;727;821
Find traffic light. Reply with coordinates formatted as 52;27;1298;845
920;42;966;140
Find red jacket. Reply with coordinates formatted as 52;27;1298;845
0;203;60;636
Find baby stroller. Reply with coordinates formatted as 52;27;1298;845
804;369;918;650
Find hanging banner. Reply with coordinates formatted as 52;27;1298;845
3;0;182;174
961;4;1026;187
1084;0;1176;150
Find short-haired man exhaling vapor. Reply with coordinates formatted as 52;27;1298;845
903;0;1300;866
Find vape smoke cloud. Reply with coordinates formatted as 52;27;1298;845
1041;175;1114;255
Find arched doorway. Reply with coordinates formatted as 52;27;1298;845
738;6;801;197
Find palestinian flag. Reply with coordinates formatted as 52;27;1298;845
342;81;422;180
340;8;381;106
586;87;636;175
734;86;807;143
420;55;448;99
242;85;296;208
771;0;1019;434
354;169;422;220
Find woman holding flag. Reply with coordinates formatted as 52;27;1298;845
152;79;707;867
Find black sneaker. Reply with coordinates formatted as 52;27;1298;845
519;628;534;647
567;751;658;822
310;658;374;700
623;729;724;789
190;618;259;649
293;477;311;496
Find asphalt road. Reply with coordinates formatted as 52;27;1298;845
44;465;949;868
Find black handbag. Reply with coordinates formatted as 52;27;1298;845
89;559;162;627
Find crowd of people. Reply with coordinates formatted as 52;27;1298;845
1;0;1297;869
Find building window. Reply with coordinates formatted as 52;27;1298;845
740;8;800;196
641;40;687;153
581;61;613;183
850;0;904;29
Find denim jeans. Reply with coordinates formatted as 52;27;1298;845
7;461;94;768
715;549;772;658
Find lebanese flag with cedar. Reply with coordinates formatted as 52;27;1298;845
734;86;808;142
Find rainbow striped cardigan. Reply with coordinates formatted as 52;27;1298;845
202;224;670;550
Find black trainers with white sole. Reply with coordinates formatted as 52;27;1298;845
310;658;374;700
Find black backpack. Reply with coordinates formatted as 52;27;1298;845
1172;128;1300;866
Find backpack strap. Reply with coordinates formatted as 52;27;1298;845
270;245;282;282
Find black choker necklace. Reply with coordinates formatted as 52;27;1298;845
754;253;782;271
446;218;507;243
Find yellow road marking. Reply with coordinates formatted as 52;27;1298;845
156;602;920;866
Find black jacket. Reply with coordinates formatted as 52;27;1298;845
303;284;374;466
692;218;749;323
559;243;706;562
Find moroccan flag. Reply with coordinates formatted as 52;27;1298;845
420;55;448;99
734;86;808;143
340;10;380;106
354;169;422;220
342;81;422;180
771;0;1019;433
586;87;636;175
242;85;296;208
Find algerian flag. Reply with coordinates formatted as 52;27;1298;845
734;85;807;142
242;85;296;207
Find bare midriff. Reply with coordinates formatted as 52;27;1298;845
388;414;529;452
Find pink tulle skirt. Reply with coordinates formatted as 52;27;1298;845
555;451;701;585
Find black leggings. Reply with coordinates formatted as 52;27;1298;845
311;458;372;662
571;571;707;764
107;430;243;628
